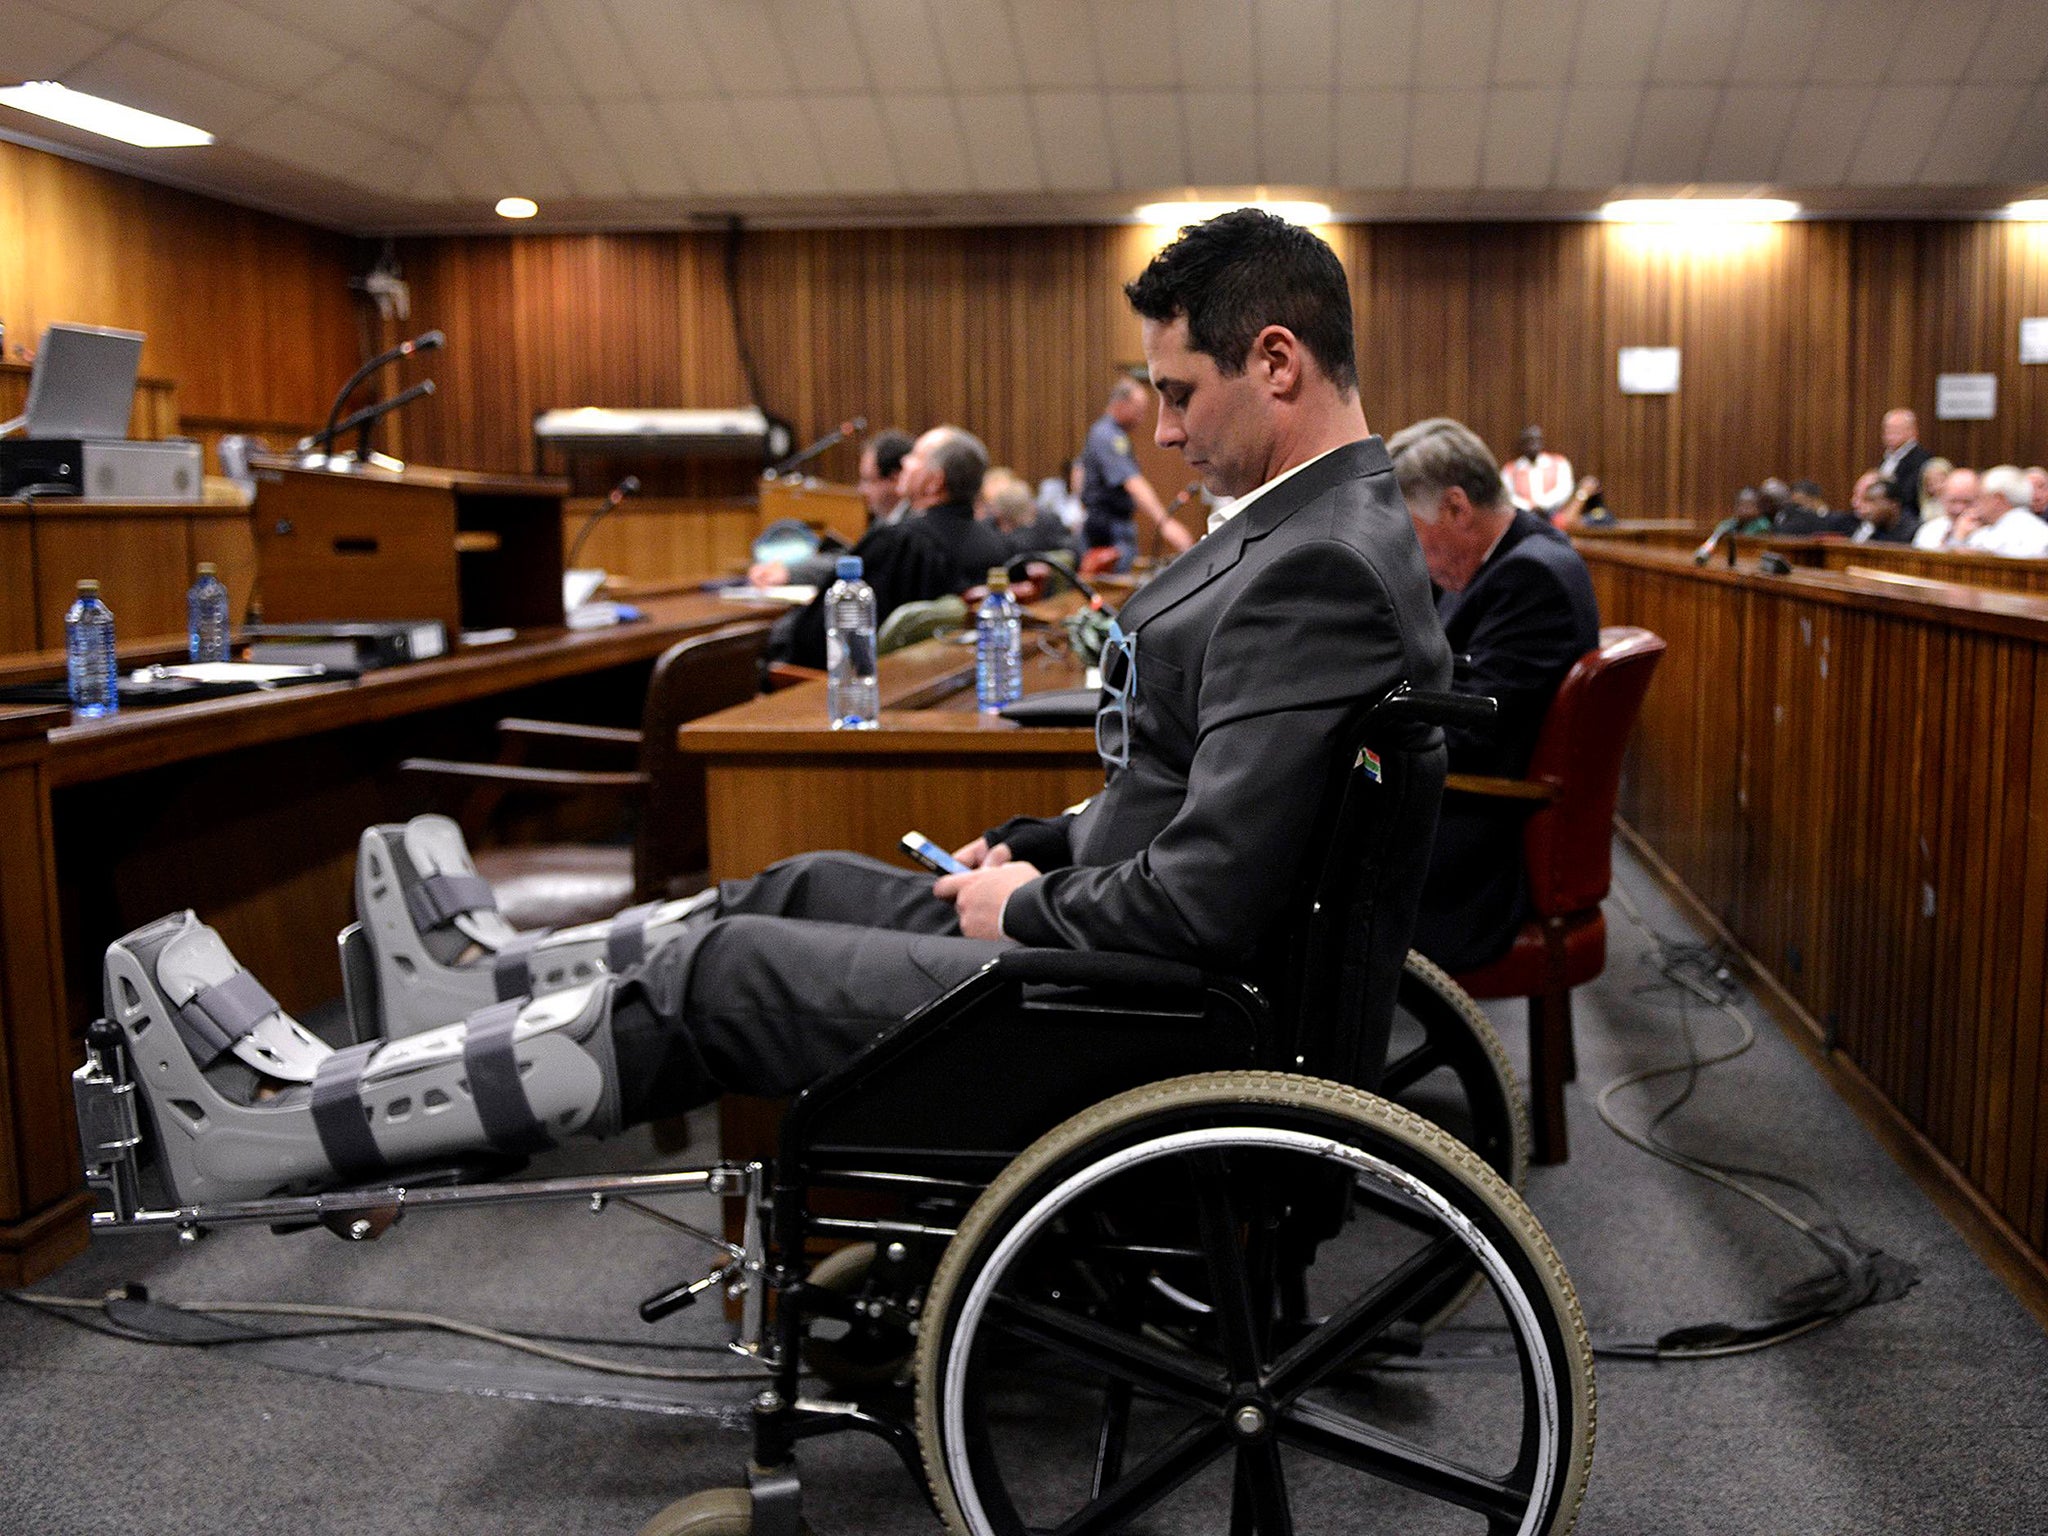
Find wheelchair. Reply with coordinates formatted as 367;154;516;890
72;683;1590;1536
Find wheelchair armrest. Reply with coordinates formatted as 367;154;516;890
1444;772;1557;803
397;758;650;793
993;947;1206;992
494;717;643;753
1369;685;1498;732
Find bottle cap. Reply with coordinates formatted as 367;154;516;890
986;567;1009;590
196;562;217;576
836;556;862;581
76;578;100;595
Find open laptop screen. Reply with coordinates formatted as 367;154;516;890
22;323;144;440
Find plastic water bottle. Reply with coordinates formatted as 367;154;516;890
976;566;1023;713
825;556;879;729
187;561;230;663
65;579;119;719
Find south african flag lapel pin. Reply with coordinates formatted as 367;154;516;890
1356;746;1382;783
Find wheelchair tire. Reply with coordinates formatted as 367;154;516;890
1389;951;1530;1192
915;1071;1594;1536
633;1486;812;1536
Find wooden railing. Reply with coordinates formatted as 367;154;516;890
1583;542;2048;1315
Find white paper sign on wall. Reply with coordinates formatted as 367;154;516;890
2021;318;2048;364
1617;346;1681;395
1936;372;1998;420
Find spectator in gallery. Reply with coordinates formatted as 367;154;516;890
1956;464;2048;558
1914;466;1976;550
1876;407;1931;510
1848;471;1918;545
1773;479;1852;535
1732;485;1772;535
2028;465;2048;518
1037;456;1086;536
1548;475;1610;531
1500;424;1576;518
983;473;1076;561
1918;456;1952;521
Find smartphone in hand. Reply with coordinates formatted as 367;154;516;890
900;831;968;876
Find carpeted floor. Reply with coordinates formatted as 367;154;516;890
4;843;2044;1534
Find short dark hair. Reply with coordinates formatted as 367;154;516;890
866;429;913;479
1868;477;1900;506
1124;209;1357;391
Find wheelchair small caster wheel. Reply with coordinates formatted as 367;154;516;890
802;1242;915;1390
634;1487;811;1536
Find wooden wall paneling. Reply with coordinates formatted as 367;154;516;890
1597;225;1686;522
0;142;358;471
0;520;35;654
32;512;192;646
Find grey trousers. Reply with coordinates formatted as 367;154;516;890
609;851;1012;1121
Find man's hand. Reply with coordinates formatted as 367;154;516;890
748;560;790;589
951;836;993;869
934;854;1039;940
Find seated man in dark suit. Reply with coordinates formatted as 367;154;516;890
1389;417;1600;972
776;424;1012;668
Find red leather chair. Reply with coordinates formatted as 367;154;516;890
1447;626;1666;1164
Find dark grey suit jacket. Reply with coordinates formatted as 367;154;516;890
996;436;1452;970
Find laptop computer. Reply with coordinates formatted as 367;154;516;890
5;322;144;440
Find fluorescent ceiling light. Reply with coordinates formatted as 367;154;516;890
0;80;212;147
495;196;538;219
1600;198;1798;224
1136;199;1333;227
2005;200;2048;221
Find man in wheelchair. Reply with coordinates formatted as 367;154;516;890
79;210;1595;1536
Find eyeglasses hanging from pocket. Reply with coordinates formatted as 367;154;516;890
1094;619;1135;770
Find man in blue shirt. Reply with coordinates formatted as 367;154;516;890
1080;377;1193;570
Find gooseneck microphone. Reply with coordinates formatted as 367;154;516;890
567;475;643;568
1692;516;1742;567
765;415;868;480
306;329;447;461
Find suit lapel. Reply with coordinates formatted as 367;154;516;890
1117;437;1389;634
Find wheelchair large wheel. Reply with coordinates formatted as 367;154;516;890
1387;953;1528;1192
915;1072;1594;1536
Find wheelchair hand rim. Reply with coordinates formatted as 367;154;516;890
937;1120;1565;1536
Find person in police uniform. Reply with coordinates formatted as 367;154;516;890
1079;377;1193;570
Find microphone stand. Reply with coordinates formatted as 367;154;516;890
301;329;445;468
566;476;642;570
319;382;436;472
763;416;866;482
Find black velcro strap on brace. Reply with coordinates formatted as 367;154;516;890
461;1001;551;1155
491;930;549;1002
404;871;498;932
173;970;283;1067
310;1042;388;1183
605;903;660;972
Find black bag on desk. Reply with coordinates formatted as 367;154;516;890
998;687;1098;728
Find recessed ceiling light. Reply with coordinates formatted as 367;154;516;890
2004;200;2048;221
1135;199;1333;227
1600;198;1798;224
0;81;212;148
495;196;538;219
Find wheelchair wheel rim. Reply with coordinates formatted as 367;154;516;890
938;1122;1565;1536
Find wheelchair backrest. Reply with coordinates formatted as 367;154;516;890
1275;685;1465;1091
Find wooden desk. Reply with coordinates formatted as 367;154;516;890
680;638;1102;878
1582;542;2048;1319
1;481;257;657
0;592;780;1284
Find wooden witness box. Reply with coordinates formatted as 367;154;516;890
250;458;571;634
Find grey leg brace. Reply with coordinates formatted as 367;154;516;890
107;912;626;1207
